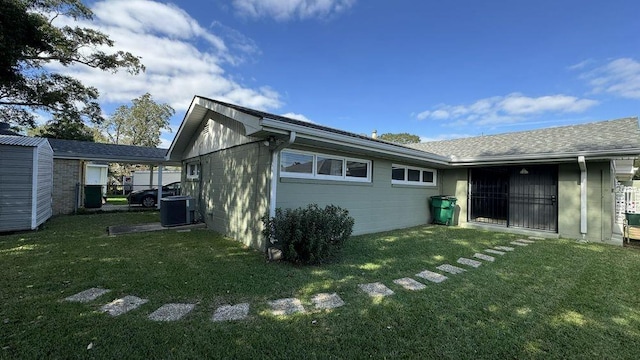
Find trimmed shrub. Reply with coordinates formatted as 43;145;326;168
262;204;354;265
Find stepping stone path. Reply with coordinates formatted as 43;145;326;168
268;298;305;316
148;303;195;322
474;253;495;262
529;237;544;240
516;239;536;244
212;303;250;322
359;282;394;297
436;264;467;274
393;277;426;291
64;288;111;303
494;246;515;252
485;249;506;255
457;257;482;268
416;270;448;283
60;237;542;323
101;295;148;316
311;293;345;310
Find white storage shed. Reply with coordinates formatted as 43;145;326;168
0;135;53;231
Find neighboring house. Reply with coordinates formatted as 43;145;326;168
0;135;53;232
48;139;174;215
167;96;640;250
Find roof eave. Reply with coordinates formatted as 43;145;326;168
449;148;640;166
259;118;450;166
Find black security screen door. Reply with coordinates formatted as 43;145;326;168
469;165;558;232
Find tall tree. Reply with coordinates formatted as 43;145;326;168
378;132;421;144
102;93;174;147
28;116;95;141
0;0;144;128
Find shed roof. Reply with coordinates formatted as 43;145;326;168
409;117;640;164
48;138;173;164
0;135;50;148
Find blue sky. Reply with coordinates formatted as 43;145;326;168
54;0;640;147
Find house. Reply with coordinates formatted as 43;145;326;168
167;96;640;250
47;139;174;214
0;135;53;232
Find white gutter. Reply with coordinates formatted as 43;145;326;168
578;156;587;239
448;148;640;167
260;118;450;166
269;131;296;218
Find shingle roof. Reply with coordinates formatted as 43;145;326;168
408;117;640;160
48;138;170;164
0;135;50;148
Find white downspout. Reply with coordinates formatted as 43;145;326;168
269;131;296;218
156;164;164;209
578;156;587;240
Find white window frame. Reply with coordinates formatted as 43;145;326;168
186;163;200;180
280;149;371;183
391;164;437;186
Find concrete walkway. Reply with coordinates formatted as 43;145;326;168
62;237;541;322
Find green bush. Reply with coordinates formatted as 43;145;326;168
262;204;355;264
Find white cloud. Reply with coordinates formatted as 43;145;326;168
413;93;598;126
232;0;356;21
581;58;640;99
281;112;313;122
45;0;282;114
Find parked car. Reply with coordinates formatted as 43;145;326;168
127;182;182;207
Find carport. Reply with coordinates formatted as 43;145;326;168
47;139;180;214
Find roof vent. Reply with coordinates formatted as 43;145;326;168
371;130;378;139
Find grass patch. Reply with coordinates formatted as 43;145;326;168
1;213;639;358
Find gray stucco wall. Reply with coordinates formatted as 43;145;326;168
183;142;271;250
558;161;613;242
276;148;442;235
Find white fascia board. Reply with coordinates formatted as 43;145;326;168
166;98;198;161
260;118;450;165
448;148;640;166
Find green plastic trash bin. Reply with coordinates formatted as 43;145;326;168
84;185;103;208
430;195;457;225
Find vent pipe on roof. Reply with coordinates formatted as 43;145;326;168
578;156;588;241
371;130;378;139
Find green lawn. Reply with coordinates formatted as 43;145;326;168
1;212;639;359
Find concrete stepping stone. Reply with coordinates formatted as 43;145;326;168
457;257;482;268
393;277;426;291
473;253;495;262
148;303;195;322
100;295;148;316
268;298;305;316
436;264;467;274
416;270;448;283
510;241;529;246
64;288;111;303
515;239;536;244
358;282;394;297
485;249;506;255
529;236;544;240
311;293;345;310
494;246;515;251
212;303;250;322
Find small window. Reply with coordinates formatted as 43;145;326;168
280;150;371;182
281;151;313;175
317;156;344;177
391;164;437;186
346;160;368;178
187;163;200;179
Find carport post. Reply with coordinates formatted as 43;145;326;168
156;164;163;209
